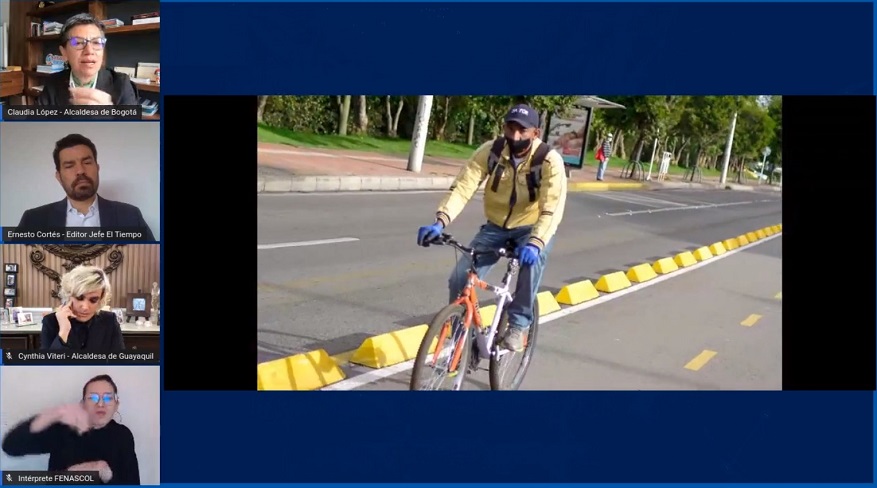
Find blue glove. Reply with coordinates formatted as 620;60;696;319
518;244;540;266
417;222;444;247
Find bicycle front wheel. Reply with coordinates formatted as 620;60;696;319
489;299;540;390
409;303;473;391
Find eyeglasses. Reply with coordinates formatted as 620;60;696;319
67;37;107;50
85;393;116;405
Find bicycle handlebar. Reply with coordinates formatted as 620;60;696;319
425;233;518;259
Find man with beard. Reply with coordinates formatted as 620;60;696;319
15;134;155;241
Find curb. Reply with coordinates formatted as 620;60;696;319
257;224;783;390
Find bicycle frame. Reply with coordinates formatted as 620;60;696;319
437;234;520;362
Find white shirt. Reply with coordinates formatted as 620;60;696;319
66;197;101;227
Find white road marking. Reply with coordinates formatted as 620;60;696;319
321;231;782;390
257;237;360;250
605;200;757;216
590;192;687;208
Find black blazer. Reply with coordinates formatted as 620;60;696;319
17;195;156;242
36;68;139;106
41;310;126;351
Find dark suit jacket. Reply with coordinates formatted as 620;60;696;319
41;310;126;351
36;68;139;106
17;195;155;241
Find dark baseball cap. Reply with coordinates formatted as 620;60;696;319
504;104;540;129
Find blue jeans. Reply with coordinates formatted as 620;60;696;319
448;222;555;331
596;160;608;179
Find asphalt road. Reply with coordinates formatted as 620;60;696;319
346;235;782;390
257;188;783;379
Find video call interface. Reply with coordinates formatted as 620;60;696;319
0;0;870;487
0;1;161;485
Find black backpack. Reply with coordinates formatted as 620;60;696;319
485;137;552;202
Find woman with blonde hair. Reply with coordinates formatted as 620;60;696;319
40;265;125;351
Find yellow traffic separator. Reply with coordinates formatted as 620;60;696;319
626;263;658;283
755;229;766;239
692;246;713;262
777;224;782;231
568;182;646;192
257;349;346;391
537;290;562;315
479;304;498;327
708;242;727;256
774;292;782;300
740;314;762;327
737;234;750;246
673;251;697;268
350;324;428;369
763;226;774;237
652;257;679;275
746;231;758;242
595;271;632;293
684;350;717;371
722;238;739;250
555;280;600;305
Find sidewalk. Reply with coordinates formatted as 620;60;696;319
257;142;780;194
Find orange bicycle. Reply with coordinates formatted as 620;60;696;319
409;233;540;391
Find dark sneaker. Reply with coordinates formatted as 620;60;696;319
502;327;527;352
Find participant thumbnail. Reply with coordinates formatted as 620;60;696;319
1;1;160;118
0;244;160;352
0;365;160;485
0;121;160;243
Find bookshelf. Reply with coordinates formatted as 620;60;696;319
21;0;160;119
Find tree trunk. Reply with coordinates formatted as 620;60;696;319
632;132;646;162
615;131;626;158
257;96;268;123
467;111;476;145
339;96;351;135
384;96;405;138
357;96;369;134
435;96;451;141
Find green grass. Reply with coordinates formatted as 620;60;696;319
258;124;478;160
258;124;723;178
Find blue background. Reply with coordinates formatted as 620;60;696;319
163;0;870;485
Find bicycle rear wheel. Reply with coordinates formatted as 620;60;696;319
409;303;473;391
488;299;540;390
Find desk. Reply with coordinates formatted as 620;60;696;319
0;70;24;98
0;324;160;350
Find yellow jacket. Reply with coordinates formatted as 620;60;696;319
435;138;567;251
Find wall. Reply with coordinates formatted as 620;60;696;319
1;1;9;25
0;365;160;485
1;244;159;308
0;121;161;240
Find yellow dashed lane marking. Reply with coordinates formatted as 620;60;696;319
740;314;762;327
684;350;717;371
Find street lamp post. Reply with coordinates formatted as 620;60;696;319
718;111;738;186
758;146;772;184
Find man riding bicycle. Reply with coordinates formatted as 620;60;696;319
417;103;568;352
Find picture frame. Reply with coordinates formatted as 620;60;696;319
9;307;23;324
111;308;126;326
16;312;35;326
4;263;18;274
0;308;9;324
5;274;16;287
3;287;16;297
126;293;151;319
4;298;14;308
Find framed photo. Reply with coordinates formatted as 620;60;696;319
111;308;126;325
0;308;9;324
3;287;15;297
4;264;18;274
4;298;14;308
126;293;151;319
9;307;23;324
16;312;35;325
5;274;16;287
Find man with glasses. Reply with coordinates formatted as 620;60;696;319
37;13;140;106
